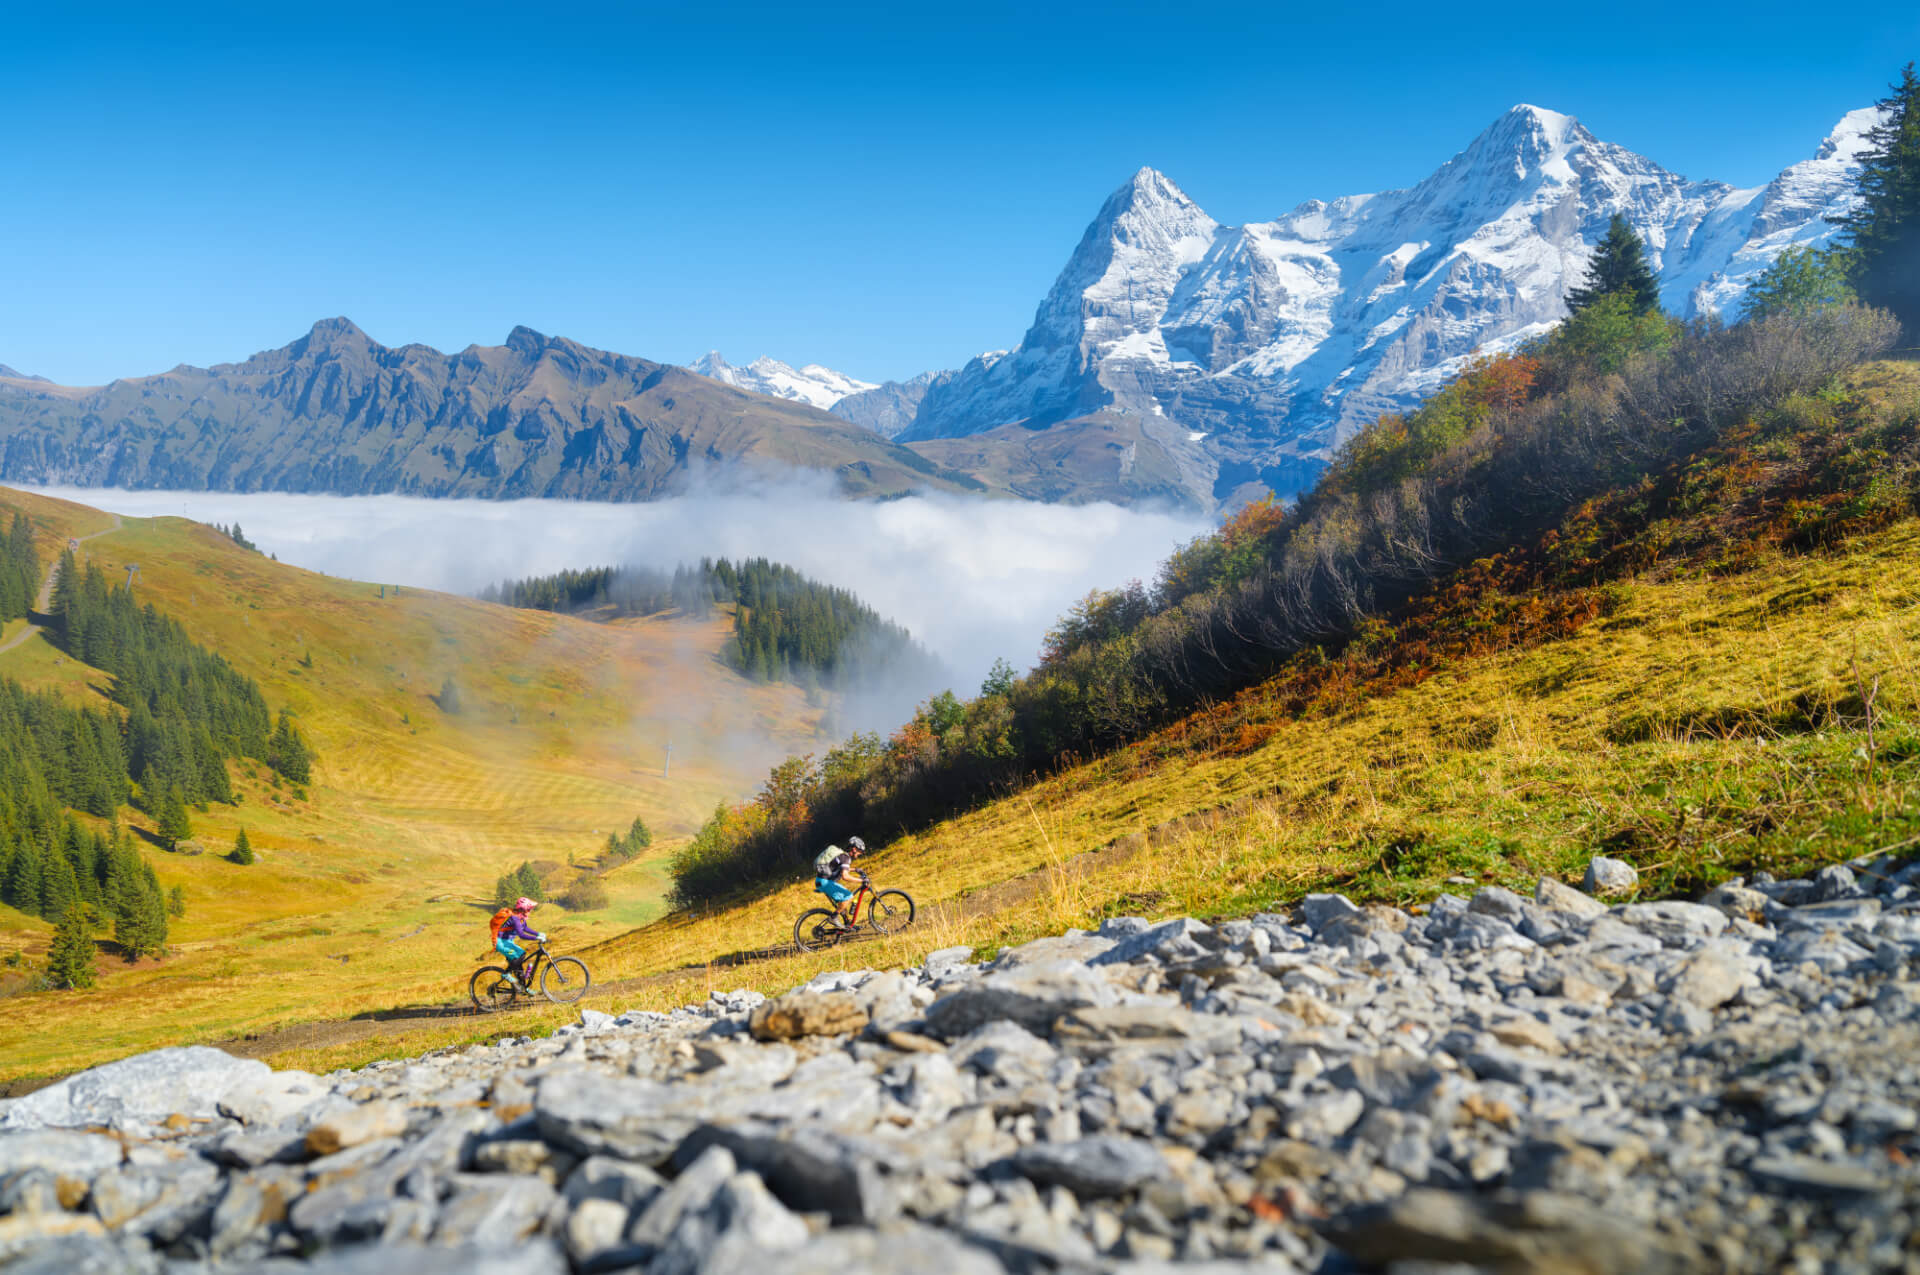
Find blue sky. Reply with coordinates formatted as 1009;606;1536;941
4;1;1915;386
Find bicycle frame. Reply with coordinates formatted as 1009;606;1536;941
515;944;549;982
842;875;875;924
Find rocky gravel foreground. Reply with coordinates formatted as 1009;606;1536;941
7;854;1920;1274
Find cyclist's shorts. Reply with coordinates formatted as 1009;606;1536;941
815;877;854;904
495;935;526;962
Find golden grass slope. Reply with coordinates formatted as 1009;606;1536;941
0;486;826;1082
533;515;1920;1047
241;509;1920;1077
12;386;1920;1078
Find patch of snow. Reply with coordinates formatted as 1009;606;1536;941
687;351;877;412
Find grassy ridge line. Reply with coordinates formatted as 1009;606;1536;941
0;491;829;1082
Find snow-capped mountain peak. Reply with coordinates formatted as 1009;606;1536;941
686;351;876;412
902;102;1878;505
1818;107;1882;163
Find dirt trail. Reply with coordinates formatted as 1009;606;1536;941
2;765;1262;1093
0;512;123;657
204;800;1263;1065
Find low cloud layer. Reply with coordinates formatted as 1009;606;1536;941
26;476;1210;702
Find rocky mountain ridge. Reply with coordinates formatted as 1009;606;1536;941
0;106;1877;510
901;104;1879;502
1;852;1915;1273
0;321;981;502
827;368;963;439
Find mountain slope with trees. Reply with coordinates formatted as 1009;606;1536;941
667;127;1914;902
0;487;829;1082
485;557;941;691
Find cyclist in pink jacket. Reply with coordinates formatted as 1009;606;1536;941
494;897;545;989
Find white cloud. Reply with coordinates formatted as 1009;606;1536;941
24;476;1210;701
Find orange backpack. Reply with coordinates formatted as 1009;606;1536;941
489;907;513;941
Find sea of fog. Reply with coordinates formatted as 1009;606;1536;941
23;477;1210;703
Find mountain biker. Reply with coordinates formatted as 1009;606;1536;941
812;836;866;930
491;897;546;989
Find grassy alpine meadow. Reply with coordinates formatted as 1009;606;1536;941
6;356;1920;1084
55;450;1920;1081
0;487;827;1084
543;512;1920;1033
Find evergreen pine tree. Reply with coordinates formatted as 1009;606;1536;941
155;787;191;850
230;827;254;865
38;844;78;923
267;710;312;784
1837;62;1920;333
46;902;96;990
167;884;186;918
511;861;545;903
1741;245;1857;320
1566;214;1661;315
4;838;44;914
116;863;169;961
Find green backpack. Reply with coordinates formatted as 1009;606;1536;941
813;845;842;879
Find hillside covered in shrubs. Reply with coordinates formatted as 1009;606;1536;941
670;291;1905;906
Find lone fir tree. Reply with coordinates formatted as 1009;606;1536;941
268;710;312;784
230;827;254;865
112;859;169;962
155;787;192;851
46;902;97;990
1567;214;1661;315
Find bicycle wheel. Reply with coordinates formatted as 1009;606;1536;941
867;889;916;935
793;908;843;953
541;956;591;1004
470;965;518;1013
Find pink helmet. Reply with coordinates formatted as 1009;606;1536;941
513;897;538;913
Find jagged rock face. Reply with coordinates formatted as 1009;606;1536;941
904;105;1877;500
829;369;958;438
0;321;972;501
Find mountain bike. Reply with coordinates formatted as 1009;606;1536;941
469;941;592;1012
793;871;915;953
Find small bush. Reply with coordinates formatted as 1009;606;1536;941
557;877;609;911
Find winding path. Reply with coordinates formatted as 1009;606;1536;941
0;512;122;657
